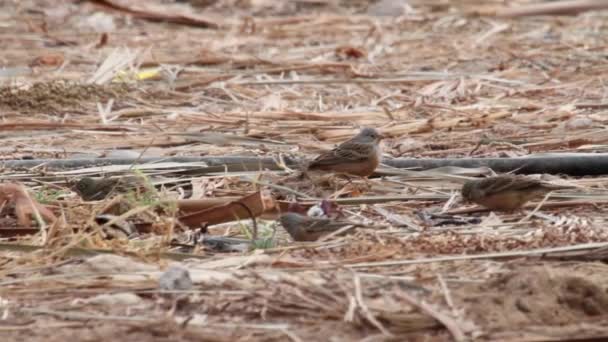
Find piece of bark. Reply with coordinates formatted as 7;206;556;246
178;190;275;229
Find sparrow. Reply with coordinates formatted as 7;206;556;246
461;174;575;211
307;127;384;177
279;212;357;242
72;176;147;201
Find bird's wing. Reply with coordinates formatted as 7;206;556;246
303;217;349;233
309;141;373;167
481;176;542;195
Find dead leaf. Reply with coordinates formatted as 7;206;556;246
335;45;367;59
0;183;57;227
30;54;64;67
95;33;109;49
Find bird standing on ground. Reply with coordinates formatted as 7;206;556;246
279;212;356;242
461;174;575;211
72;176;147;201
307;127;384;177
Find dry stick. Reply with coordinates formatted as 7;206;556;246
21;308;290;331
436;274;456;312
394;289;468;342
232;201;258;240
340;241;608;269
246;178;314;199
575;102;608;109
0;323;84;331
0;242;208;263
281;328;304;342
232;76;457;86
518;192;551;224
317;225;356;242
447;198;608;215
496;0;608;17
352;273;393;337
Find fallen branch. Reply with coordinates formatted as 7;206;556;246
341;242;608;269
3;153;608;176
87;0;220;29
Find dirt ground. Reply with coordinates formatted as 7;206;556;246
2;0;608;341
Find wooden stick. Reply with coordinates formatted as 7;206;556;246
343;242;608;268
394;289;468;342
497;0;608;17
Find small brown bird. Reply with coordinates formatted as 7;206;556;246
307;127;384;177
279;212;356;242
72;176;146;201
461;174;574;211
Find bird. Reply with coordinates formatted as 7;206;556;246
278;212;357;242
307;127;384;177
72;176;147;201
461;174;575;211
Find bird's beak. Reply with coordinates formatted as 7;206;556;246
378;133;386;141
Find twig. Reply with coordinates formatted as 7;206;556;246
436;273;456;313
339;242;608;269
496;0;608;17
0;243;208;267
448;198;608;215
518;191;551;223
245;178;314;199
317;225;356;242
352;273;393;337
232;201;258;240
394;288;468;342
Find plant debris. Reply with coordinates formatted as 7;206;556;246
0;80;130;112
2;0;608;341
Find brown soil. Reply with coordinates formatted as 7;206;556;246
452;263;608;338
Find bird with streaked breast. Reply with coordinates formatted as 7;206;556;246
307;127;384;177
72;176;147;201
279;212;359;242
461;174;575;211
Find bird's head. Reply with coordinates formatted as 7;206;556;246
460;179;480;202
356;127;385;143
73;177;97;195
278;212;306;235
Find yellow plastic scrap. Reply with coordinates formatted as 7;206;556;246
112;68;161;83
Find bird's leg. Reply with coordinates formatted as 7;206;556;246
362;176;374;189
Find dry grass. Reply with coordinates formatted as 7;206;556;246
2;0;608;340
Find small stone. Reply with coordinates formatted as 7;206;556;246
565;117;593;130
367;0;409;17
159;266;193;291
